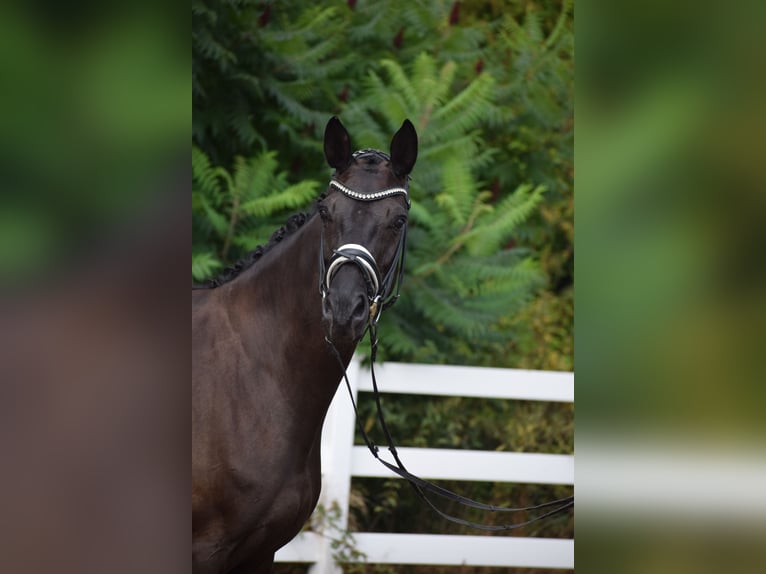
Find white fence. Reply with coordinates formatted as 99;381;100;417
275;359;574;572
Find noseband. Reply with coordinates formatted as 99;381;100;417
318;158;410;326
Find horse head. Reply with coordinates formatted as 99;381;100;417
320;117;418;346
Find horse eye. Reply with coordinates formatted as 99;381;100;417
392;215;408;230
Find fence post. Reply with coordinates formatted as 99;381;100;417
309;357;361;574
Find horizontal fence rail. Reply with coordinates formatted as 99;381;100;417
351;447;574;484
356;361;574;402
277;532;574;569
276;359;575;572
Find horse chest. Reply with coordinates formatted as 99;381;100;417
263;461;321;540
193;447;321;573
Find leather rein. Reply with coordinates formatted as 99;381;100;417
320;171;574;531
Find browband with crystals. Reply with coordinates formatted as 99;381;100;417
329;179;411;208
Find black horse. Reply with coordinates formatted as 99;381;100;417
192;117;417;573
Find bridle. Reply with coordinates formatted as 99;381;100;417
320;152;574;531
318;151;409;327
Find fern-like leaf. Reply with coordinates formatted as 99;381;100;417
463;184;546;256
192;251;222;282
241;180;319;217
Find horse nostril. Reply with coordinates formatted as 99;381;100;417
352;294;368;322
322;292;368;328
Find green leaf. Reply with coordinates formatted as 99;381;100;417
192;251;222;282
463;184;546;256
241;180;318;217
198;194;229;238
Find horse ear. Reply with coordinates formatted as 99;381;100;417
390;119;418;178
324;116;353;171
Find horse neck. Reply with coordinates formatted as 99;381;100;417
225;215;353;422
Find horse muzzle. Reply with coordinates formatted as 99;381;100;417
319;237;405;345
321;264;371;343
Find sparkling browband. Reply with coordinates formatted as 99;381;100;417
329;180;410;208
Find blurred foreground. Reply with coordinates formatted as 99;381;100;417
0;4;189;573
577;0;766;572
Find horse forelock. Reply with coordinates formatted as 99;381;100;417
353;148;390;162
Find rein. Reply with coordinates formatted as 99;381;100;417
326;329;574;531
320;174;574;531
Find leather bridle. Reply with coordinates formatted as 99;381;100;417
318;169;409;327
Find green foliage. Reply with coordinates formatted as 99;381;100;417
192;146;318;281
309;501;368;571
333;53;546;363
